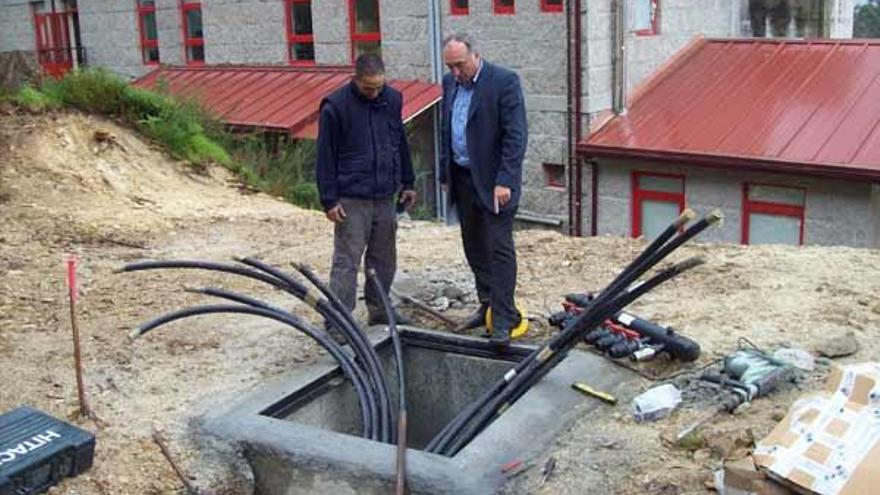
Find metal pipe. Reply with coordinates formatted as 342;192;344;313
612;0;627;115
590;159;599;236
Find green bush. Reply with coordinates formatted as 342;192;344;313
187;133;230;165
13;86;61;111
289;182;320;210
121;86;176;122
49;68;127;115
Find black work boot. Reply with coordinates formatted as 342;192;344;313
489;314;522;346
458;303;489;331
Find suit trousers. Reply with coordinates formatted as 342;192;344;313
328;197;397;318
451;164;518;332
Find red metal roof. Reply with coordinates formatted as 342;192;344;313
132;66;442;139
580;38;880;181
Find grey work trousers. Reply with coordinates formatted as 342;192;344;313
328;197;397;317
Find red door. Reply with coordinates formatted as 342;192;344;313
33;11;73;78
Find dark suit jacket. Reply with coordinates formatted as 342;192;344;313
439;60;528;213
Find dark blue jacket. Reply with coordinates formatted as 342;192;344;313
439;61;528;213
316;81;414;210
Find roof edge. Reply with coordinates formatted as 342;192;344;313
628;35;708;107
577;144;880;183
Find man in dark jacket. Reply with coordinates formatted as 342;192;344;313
439;33;528;345
316;54;417;328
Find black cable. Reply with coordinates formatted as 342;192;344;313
290;261;395;443
131;303;376;440
429;212;720;455
236;257;393;443
367;270;407;494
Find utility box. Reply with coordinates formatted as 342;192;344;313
0;406;95;495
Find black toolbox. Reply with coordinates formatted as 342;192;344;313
0;406;95;495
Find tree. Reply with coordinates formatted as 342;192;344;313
854;0;880;38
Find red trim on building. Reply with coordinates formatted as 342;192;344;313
32;4;74;78
540;0;562;14
180;1;204;66
543;163;566;189
137;0;159;65
348;0;381;62
494;0;515;15
741;183;805;245
634;0;659;36
631;171;684;238
285;0;315;66
450;0;469;16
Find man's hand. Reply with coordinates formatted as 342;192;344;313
399;189;418;211
493;186;511;214
325;204;347;223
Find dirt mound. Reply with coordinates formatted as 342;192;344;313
0;112;302;248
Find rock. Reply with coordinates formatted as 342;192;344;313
441;285;466;300
815;331;859;358
693;448;712;464
723;457;764;492
432;296;450;311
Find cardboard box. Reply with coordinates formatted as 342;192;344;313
754;363;880;495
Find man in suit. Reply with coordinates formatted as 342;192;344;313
316;54;417;336
439;33;528;345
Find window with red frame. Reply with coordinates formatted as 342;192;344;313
494;0;514;14
631;171;684;239
632;0;659;35
742;183;805;246
543;163;565;189
286;0;315;65
451;0;469;16
349;0;381;60
137;0;159;64
180;1;204;65
541;0;562;13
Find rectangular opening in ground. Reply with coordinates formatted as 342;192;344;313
259;332;527;452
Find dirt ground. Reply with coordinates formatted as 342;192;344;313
1;111;878;495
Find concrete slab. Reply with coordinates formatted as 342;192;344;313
200;327;635;495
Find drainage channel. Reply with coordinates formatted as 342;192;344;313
202;327;634;495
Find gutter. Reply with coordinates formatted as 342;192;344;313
565;0;584;236
612;0;627;115
578;144;880;183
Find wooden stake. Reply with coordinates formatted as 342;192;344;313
67;255;91;418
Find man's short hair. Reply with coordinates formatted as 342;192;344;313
443;32;477;54
355;54;385;77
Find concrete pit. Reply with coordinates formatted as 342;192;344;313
202;328;634;494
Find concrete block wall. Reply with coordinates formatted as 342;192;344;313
202;0;287;65
587;0;737;114
155;2;185;67
379;0;431;81
586;158;876;248
0;1;36;53
77;1;146;79
313;0;350;65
